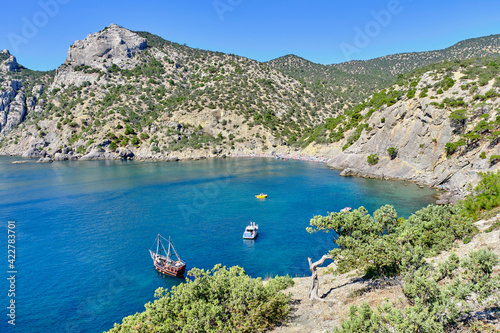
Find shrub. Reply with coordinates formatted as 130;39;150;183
449;109;467;121
107;265;294;333
490;155;500;164
124;126;135;135
120;137;130;146
480;151;487;159
387;147;397;159
406;89;416;99
381;117;385;123
398;204;476;256
109;141;117;151
445;139;466;155
462;170;500;218
440;77;455;90
367;154;379;165
76;145;86;154
419;90;428;98
131;136;140;146
335;249;499;333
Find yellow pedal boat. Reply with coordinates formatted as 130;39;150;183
255;193;267;199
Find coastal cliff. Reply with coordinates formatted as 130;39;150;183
317;64;500;201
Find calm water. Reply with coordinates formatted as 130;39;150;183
0;156;437;332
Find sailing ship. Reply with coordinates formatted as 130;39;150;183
149;234;186;277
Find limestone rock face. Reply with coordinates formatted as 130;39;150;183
0;50;18;72
327;86;500;196
0;80;31;135
0;51;44;136
66;24;147;68
53;24;147;87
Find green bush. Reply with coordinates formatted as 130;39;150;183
490;155;500;163
76;145;86;154
342;124;367;151
440;77;455;90
109;142;117;151
398;204;476;256
131;136;140;146
335;249;499;333
124;126;135;135
462;170;500;218
387;147;397;159
308;203;476;278
120;137;130;146
367;154;379;165
449;109;467;121
107;265;294;333
406;89;416;99
445;139;466;155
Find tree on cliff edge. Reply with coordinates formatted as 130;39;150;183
306;205;400;300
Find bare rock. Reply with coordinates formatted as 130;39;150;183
22;148;41;158
117;148;134;159
52;24;147;88
80;150;118;160
36;157;53;163
0;50;18;72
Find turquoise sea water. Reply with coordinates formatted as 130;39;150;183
0;156;437;332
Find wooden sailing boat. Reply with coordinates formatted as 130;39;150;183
149;234;186;277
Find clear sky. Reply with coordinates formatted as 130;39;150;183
1;0;499;71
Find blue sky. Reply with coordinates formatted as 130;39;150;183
1;0;499;71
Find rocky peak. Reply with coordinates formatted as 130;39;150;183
0;49;18;72
64;23;147;70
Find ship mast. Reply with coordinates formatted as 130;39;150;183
156;234;160;259
167;236;172;258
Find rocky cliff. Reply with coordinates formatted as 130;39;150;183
314;61;500;201
0;50;47;137
52;24;147;88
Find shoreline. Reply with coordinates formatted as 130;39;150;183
2;149;456;204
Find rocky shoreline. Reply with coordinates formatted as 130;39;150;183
3;146;462;204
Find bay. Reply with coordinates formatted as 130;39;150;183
0;156;437;332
